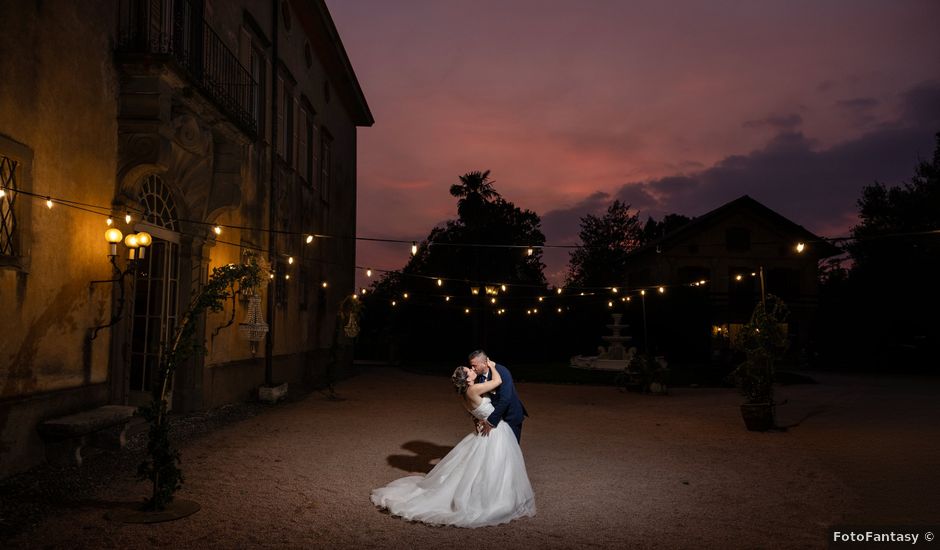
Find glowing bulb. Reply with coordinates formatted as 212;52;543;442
735;274;743;281
750;272;756;277
104;228;123;244
640;290;646;296
526;310;531;315
465;308;470;314
527;247;533;256
538;296;543;302
533;308;538;314
214;225;222;235
612;287;618;294
124;234;139;248
658;286;665;294
622;297;627;302
135;232;152;247
557;308;562;313
285;274;290;280
392;300;397;307
0;188;5;198
403;292;409;299
501;284;507;292
125;212;132;224
626;296;631;302
269;273;275;279
366;268;372;277
580;292;585;296
351;294;358;300
321;281;328;288
445;296;451;302
556;288;562;295
411;241;418;255
306;234;314;244
361;288;367;295
700;280;706;285
106;217;113;226
608;301;613;307
437;278;443;287
45;198;53;209
796;242;805;253
490;297;496;304
288;256;294;265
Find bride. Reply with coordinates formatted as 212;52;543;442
370;365;536;527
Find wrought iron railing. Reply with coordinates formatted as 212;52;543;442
117;0;258;137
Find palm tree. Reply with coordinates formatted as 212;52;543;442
449;170;500;226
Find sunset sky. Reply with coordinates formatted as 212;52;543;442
326;0;940;286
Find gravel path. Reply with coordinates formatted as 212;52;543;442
2;367;937;549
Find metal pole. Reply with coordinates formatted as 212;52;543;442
759;265;766;309
641;291;648;352
264;0;278;387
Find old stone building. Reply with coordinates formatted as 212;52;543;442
0;0;372;477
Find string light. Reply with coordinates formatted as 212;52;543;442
45;197;53;209
285;274;290;280
490;297;496;304
366;268;372;277
612;287;618;294
556;288;563;295
640;290;646;296
306;234;314;244
106;217;113;226
500;284;507;292
403;292;409;299
214;225;222;235
538;296;544;302
735;274;743;281
351;293;358;300
0;188;5;198
445;296;451;302
437;278;443;287
796;242;805;253
527;248;533;256
658;286;665;294
288;256;294;265
411;241;418;255
608;301;613;307
392;300;397;307
465;308;470;314
557;308;562;313
125;211;132;224
321;281;328;288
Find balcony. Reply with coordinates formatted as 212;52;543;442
116;0;258;138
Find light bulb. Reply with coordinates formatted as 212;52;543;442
411;241;418;255
124;234;139;248
658;286;665;294
608;301;613;307
640;290;646;296
403;292;409;299
501;284;507;292
465;308;470;314
135;232;152;247
796;242;805;253
556;288;562;295
106;217;113;226
392;300;397;306
104;228;124;244
0;188;5;198
557;308;562;313
490;297;496;304
213;225;222;235
437;278;443;287
285;274;290;280
321;281;328;288
45;198;53;209
527;248;533;256
288;256;294;265
538;296;543;302
366;268;372;278
445;296;451;302
306;235;314;244
125;212;132;224
612;287;618;294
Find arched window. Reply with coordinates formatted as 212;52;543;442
137;174;179;231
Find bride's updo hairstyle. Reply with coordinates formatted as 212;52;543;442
452;366;470;395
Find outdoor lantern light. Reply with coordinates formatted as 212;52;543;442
135;232;152;259
471;287;480;295
105;228;124;256
124;233;139;259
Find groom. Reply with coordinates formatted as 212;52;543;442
469;350;528;443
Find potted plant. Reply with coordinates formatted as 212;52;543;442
730;294;789;431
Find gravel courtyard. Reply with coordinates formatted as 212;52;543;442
3;367;938;549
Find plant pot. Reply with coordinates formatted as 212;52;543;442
740;403;775;431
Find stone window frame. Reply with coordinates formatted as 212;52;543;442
0;134;33;272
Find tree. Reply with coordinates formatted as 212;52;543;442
449;170;500;227
641;213;691;245
565;200;643;288
842;132;940;369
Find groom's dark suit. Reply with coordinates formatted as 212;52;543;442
477;363;528;443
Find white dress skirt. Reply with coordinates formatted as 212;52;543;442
370;397;536;527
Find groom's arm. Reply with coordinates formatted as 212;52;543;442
486;364;515;428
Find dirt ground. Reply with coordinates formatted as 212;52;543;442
4;367;938;549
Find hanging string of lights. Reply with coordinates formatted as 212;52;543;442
3;183;936;308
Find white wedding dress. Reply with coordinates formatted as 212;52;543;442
371;397;536;527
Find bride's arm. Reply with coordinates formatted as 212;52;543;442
470;366;502;395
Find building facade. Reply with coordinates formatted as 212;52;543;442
0;0;372;478
624;196;839;363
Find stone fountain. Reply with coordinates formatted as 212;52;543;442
570;313;637;371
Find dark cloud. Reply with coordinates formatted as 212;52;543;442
543;82;940;247
836;97;879;111
742;113;803;130
541;191;610;244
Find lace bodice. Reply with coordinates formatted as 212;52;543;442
470;396;495;420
